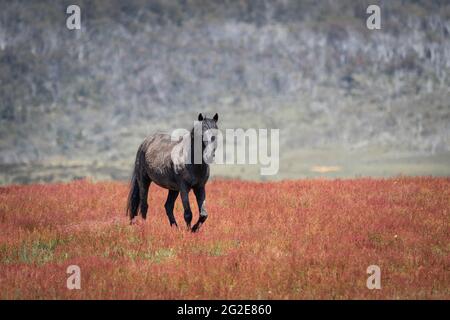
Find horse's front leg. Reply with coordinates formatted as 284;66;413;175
192;186;207;233
180;187;192;230
164;190;179;227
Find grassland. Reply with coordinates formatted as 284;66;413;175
0;178;449;299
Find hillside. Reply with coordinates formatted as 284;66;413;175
0;0;449;183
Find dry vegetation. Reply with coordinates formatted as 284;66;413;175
0;177;448;299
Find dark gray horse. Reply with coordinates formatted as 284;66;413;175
127;113;219;232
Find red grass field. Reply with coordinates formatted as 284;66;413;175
0;177;449;299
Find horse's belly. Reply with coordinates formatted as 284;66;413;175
152;179;179;191
147;170;178;191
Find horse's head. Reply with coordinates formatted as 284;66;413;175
195;113;219;164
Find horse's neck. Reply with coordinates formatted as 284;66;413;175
189;133;207;167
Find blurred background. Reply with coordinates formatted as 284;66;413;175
0;0;449;184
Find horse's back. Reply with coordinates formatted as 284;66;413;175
139;132;180;189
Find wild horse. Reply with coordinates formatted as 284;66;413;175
127;113;219;232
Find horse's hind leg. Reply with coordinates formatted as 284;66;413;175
138;175;151;219
164;190;179;227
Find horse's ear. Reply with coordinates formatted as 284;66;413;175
198;113;204;121
213;113;219;122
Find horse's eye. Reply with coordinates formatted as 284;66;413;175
211;136;216;142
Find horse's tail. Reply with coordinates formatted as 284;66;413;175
126;153;141;221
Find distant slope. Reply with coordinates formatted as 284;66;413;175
0;0;449;182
